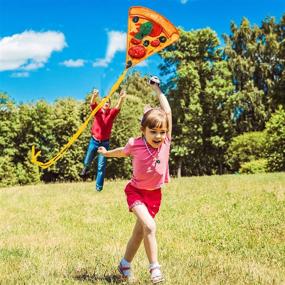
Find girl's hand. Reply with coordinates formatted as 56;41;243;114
98;146;107;156
150;83;161;94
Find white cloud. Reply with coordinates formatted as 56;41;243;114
0;30;67;71
23;61;45;71
61;59;85;67
11;72;29;78
93;31;126;67
93;58;109;67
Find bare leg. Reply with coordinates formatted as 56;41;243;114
132;204;158;264
123;219;144;262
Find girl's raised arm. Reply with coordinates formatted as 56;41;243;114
151;83;172;138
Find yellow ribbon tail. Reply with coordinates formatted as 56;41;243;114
31;69;128;169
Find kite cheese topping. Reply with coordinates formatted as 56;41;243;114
126;6;179;68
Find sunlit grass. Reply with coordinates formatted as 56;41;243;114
0;173;284;284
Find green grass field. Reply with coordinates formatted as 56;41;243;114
0;173;284;284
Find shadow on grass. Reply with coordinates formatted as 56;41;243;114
72;268;125;284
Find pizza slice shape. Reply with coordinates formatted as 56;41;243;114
126;6;179;69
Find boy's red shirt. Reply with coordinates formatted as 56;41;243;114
90;102;120;140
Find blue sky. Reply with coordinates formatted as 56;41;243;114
0;0;284;103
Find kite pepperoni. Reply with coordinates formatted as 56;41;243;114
131;38;142;45
128;45;146;59
151;39;160;47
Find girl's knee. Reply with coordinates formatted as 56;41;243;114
143;220;156;235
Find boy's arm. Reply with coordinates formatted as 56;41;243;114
98;146;128;158
90;89;99;105
152;84;172;138
114;89;127;109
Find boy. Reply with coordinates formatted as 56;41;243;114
80;88;126;191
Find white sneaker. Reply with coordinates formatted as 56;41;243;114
150;264;165;284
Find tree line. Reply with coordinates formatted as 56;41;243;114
0;15;284;187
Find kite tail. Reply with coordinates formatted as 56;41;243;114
31;69;128;169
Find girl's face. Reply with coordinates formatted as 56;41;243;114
143;124;168;148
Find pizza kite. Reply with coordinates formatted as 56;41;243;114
126;6;179;69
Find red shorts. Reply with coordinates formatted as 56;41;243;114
124;183;162;218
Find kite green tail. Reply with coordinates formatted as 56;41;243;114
31;69;128;169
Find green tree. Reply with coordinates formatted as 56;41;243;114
265;106;285;171
225;131;267;172
15;101;55;183
0;93;19;186
261;15;285;110
159;28;233;175
223;15;285;132
42;98;85;182
204;61;235;174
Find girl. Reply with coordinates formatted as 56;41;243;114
98;76;171;284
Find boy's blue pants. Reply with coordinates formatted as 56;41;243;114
83;137;110;191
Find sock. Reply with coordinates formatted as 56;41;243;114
121;258;131;267
120;258;131;276
149;262;160;270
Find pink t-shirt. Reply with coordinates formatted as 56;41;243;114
122;136;171;190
